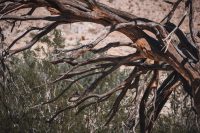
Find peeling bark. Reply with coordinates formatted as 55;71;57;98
0;0;200;132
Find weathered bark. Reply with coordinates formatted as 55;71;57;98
0;0;200;132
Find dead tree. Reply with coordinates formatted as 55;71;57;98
0;0;200;132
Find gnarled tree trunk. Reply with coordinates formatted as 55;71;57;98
0;0;200;132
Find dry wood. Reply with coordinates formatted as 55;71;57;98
0;0;200;132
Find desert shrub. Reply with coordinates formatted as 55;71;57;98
0;29;199;133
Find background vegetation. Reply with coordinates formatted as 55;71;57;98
0;30;199;133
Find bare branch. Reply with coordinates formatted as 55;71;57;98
9;21;60;55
